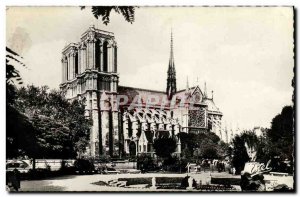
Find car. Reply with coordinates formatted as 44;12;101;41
6;160;31;174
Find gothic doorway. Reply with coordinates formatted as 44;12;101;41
129;141;136;156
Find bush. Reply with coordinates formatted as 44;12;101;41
162;157;186;172
137;154;156;172
74;159;95;174
180;176;197;188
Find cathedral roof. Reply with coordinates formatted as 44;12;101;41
118;85;221;114
203;98;222;115
118;85;169;107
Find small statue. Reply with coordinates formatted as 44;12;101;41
150;177;156;189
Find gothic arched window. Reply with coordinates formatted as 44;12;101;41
114;46;117;72
95;39;101;71
65;56;68;80
75;52;79;75
103;41;108;72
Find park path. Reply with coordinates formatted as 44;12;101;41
20;172;293;192
20;172;240;192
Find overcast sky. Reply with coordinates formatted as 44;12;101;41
6;6;294;130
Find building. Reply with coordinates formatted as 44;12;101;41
60;25;223;158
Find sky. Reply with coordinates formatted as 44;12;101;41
6;6;294;130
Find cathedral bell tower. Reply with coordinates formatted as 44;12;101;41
60;24;119;158
166;30;177;100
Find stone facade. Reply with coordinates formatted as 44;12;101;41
60;26;223;158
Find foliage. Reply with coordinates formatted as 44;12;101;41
6;47;25;86
231;135;250;175
137;153;156;172
81;6;136;25
6;47;38;158
162;156;188;172
231;106;294;174
6;105;38;158
267;106;294;160
177;132;197;158
6;47;26;105
240;131;259;149
13;85;92;158
178;132;227;161
201;147;219;159
97;155;111;163
153;137;177;158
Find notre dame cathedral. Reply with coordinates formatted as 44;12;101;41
60;25;223;158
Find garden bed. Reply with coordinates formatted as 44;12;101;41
118;177;184;187
211;177;241;186
118;177;152;186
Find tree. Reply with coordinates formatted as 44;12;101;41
178;132;197;158
267;106;293;160
261;106;294;173
137;153;155;172
240;131;259;149
201;147;219;159
179;131;226;161
232;135;250;175
13;85;92;159
6;47;25;86
6;105;38;158
81;6;136;25
153;137;177;158
6;47;38;159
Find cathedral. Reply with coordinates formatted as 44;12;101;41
60;25;223;158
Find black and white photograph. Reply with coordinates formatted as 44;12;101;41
5;5;295;192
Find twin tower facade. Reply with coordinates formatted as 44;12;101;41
60;25;223;158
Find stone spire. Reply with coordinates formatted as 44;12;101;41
204;81;207;98
186;76;189;92
166;29;177;99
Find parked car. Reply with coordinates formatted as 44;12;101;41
6;160;31;174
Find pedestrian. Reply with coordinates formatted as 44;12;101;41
6;169;20;191
232;167;236;175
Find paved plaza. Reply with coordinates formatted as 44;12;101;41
19;172;238;192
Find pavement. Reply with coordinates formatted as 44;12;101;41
18;172;293;192
19;172;239;192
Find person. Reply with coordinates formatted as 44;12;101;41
240;172;266;191
232;167;236;175
186;162;190;173
6;169;20;191
197;164;201;173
